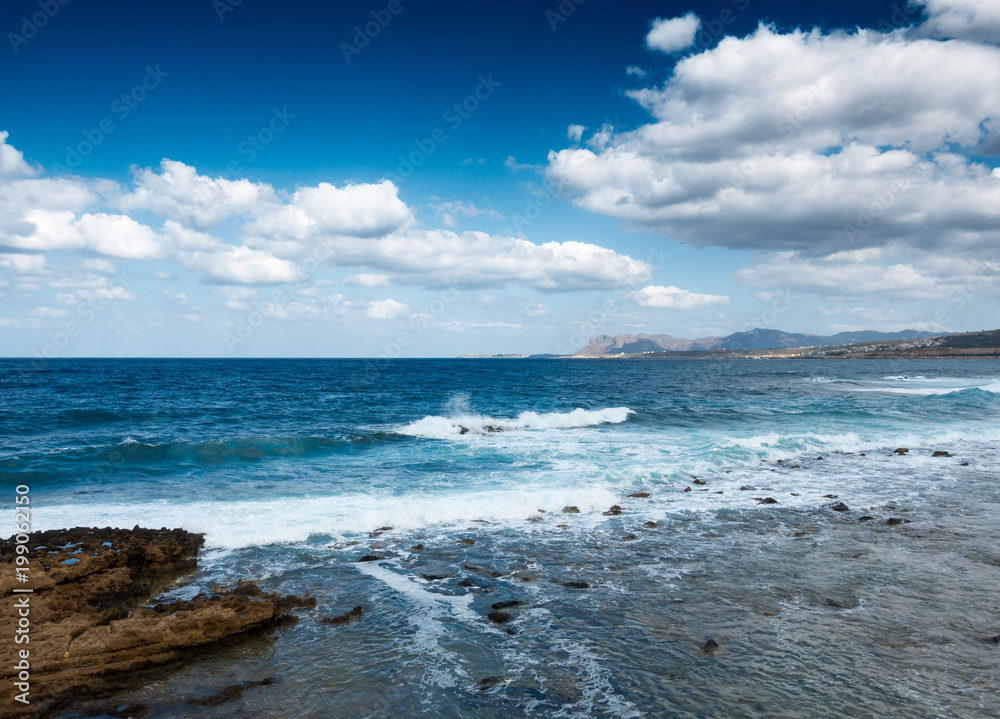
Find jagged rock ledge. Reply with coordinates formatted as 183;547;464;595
0;526;315;718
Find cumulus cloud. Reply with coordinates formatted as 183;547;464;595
0;131;37;178
626;284;731;309
567;124;586;143
345;273;391;288
365;298;409;320
547;22;1000;268
0;253;46;274
646;13;701;53
113;159;280;228
0;143;649;293
912;0;1000;42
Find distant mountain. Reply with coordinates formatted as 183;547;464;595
574;328;940;355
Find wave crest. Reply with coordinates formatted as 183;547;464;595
398;407;635;439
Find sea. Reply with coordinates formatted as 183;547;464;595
2;357;999;718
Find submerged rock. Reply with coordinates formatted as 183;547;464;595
602;505;623;516
562;506;580;513
756;497;779;504
628;492;651;498
702;638;719;652
491;600;522;610
886;517;911;525
562;580;590;589
739;485;756;491
357;554;382;562
823;494;838;499
621;534;638;541
458;538;476;545
187;678;275;707
830;502;850;512
859;516;875;521
487;610;512;623
932;450;952;457
322;605;363;625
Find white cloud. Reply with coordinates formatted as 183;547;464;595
547;22;1000;268
113;159;279;229
0;253;46;274
646;13;701;53
179;244;305;285
28;306;68;318
154;270;178;280
626;284;732;309
912;0;1000;42
365;298;409;320
0;131;37;178
567;124;586;143
626;65;649;78
82;258;118;274
345;273;391;288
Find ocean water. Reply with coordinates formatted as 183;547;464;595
2;358;999;718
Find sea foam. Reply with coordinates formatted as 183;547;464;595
398;407;634;439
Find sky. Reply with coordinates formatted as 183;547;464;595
1;0;999;358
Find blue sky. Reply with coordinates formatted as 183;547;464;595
1;0;998;357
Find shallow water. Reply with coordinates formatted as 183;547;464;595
2;358;998;717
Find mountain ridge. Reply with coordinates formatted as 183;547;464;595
574;328;941;355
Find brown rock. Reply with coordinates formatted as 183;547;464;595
322;605;363;625
692;479;707;486
932;450;952;457
893;448;909;455
487;611;511;623
602;505;622;516
628;492;651;498
0;527;313;718
562;506;580;514
643;521;658;528
684;487;693;492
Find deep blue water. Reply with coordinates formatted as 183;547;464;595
2;358;999;717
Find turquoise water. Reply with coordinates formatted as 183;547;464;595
2;358;999;717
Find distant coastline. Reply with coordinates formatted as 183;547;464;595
460;328;1000;360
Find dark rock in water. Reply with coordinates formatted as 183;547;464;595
702;638;719;652
984;635;1000;645
621;534;638;541
644;521;659;528
776;459;785;464
459;426;470;435
487;610;512;623
563;580;590;589
603;505;623;516
562;506;580;513
422;573;450;581
527;515;544;522
790;492;799;496
739;485;756;491
485;425;504;433
693;478;707;485
859;453;866;456
932;450;952;457
756;497;779;504
824;598;847;609
410;544;425;551
357;554;381;562
823;494;838;499
684;487;693;492
628;492;651;498
960;462;969;466
886;517;911;525
859;516;875;521
715;490;724;494
489;599;523;612
791;464;801;469
816;456;824;460
492;600;522;610
457;578;475;587
830;502;849;512
478;676;504;690
894;447;909;455
557;523;569;528
322;605;363;625
458;538;476;545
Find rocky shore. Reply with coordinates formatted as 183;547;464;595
0;526;315;718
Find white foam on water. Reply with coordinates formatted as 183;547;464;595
398;407;634;439
355;559;475;688
33;484;622;549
